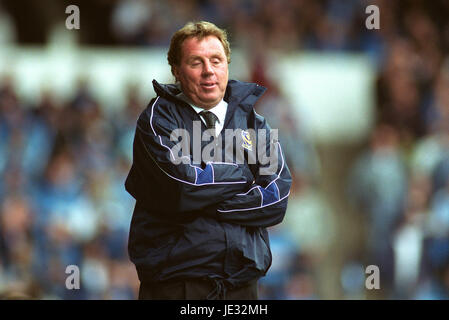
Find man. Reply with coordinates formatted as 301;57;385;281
125;21;292;300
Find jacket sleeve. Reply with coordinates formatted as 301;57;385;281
215;114;292;228
125;97;252;215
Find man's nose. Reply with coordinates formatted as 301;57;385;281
202;61;214;76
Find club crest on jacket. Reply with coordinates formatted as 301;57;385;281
241;130;252;151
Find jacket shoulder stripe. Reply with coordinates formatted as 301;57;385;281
158;135;177;162
149;96;161;136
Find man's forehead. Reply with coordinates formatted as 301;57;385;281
181;36;225;56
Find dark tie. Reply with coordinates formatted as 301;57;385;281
200;111;218;130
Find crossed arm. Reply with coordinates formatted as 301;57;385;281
125;99;292;228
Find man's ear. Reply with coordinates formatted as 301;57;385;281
172;66;179;82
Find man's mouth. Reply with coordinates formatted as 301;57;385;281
200;82;217;89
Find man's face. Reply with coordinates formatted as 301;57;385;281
174;35;229;109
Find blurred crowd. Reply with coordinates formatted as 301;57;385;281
0;77;141;299
1;0;449;299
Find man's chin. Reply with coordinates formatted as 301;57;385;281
198;103;218;109
197;96;221;108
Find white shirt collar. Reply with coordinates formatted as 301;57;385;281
176;91;228;129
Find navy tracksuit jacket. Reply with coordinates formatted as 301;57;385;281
125;79;292;288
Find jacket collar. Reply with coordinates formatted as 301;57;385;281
152;79;266;113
